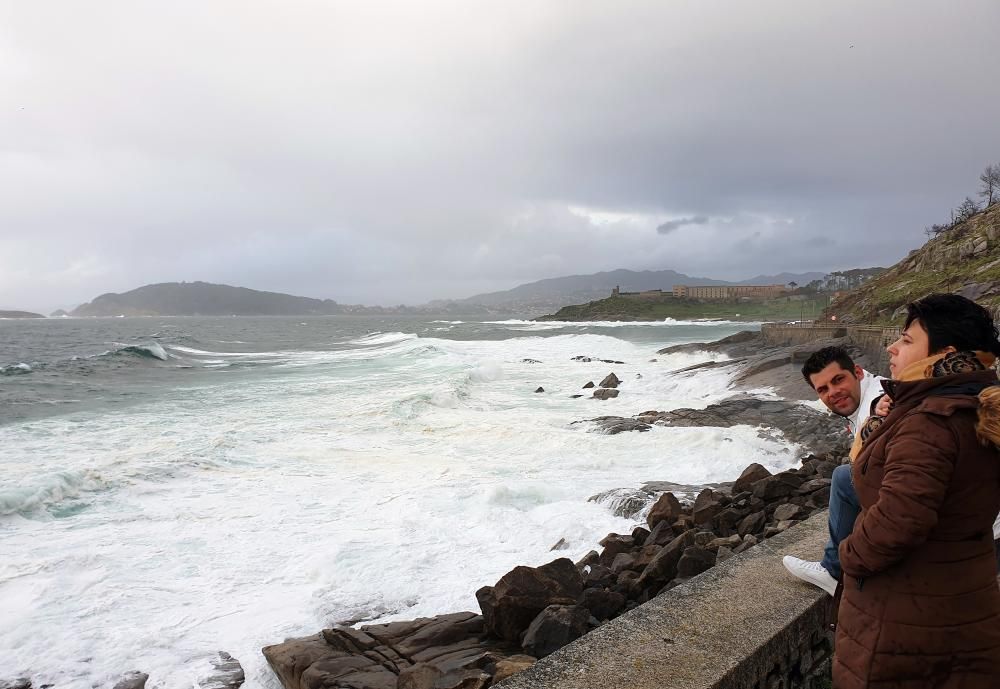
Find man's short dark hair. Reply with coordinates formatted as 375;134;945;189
801;346;856;387
904;293;1000;356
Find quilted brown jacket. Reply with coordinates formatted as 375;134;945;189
833;369;1000;689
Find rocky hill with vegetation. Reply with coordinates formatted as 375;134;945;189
827;202;1000;324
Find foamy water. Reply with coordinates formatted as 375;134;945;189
0;318;797;688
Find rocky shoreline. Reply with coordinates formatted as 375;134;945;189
257;330;853;689
3;329;852;689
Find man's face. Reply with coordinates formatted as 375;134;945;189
809;362;863;417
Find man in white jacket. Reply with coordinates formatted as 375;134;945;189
782;346;886;595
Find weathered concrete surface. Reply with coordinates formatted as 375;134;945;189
496;512;829;689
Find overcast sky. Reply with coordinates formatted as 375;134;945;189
2;1;1000;311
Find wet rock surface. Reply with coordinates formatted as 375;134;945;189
584;394;849;456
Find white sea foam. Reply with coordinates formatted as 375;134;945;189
0;323;794;688
487;318;760;328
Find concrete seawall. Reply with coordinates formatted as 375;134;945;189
498;513;833;689
761;323;901;376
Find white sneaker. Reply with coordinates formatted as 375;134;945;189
782;555;838;596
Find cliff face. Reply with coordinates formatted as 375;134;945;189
827;204;1000;324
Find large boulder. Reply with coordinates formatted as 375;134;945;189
599;373;620;389
676;546;716;578
646;492;683;529
692;489;723;524
634;529;697;593
579;588;626;620
520;605;591;658
733;463;772;494
476;559;583;643
592;388;620;400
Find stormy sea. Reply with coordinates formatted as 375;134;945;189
0;316;803;688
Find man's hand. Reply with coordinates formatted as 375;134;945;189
874;394;892;418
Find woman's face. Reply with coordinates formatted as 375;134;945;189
887;319;932;376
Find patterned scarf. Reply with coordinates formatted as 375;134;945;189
848;350;996;460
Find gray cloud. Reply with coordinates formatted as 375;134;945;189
657;216;710;235
1;0;999;312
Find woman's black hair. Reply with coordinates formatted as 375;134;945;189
904;293;1000;356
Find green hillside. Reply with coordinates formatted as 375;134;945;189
826;203;1000;324
537;295;829;321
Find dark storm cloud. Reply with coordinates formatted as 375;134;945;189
1;0;999;312
657;217;709;235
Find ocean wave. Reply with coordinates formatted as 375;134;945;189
0;362;33;376
0;468;109;516
104;342;170;361
350;332;420;346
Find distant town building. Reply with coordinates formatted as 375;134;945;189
611;286;671;300
671;284;787;300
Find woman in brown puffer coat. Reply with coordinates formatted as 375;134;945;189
834;294;1000;689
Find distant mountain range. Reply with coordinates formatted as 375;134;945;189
64;269;829;317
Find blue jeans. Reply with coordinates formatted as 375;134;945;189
821;464;861;580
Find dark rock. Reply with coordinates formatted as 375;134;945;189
692;488;723;524
644;519;676;547
773;503;805;522
582;563;615;588
814;461;840;478
712;506;749;535
733;534;758;554
807;486;832;508
592;388;620;400
434;669;491;689
534;387;545;393
589;416;649;433
646;492;682;529
707;534;742;550
733;463;772;494
575;550;598;569
610;552;637;574
632;544;661;570
201;652;245;689
398;663;442;689
635;529;697;591
476;559;583;643
579;588;626;620
751;472;805;501
677;546;716;578
597;534;634;567
615;569;639;589
631;526;650;546
599;373;620;389
737;510;766;536
715;546;735;564
522;358;542;364
112;673;148;689
521;605;591;658
583;381;595;389
492;655;537;684
569;394;584;399
796;478;832;495
587;487;651;518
